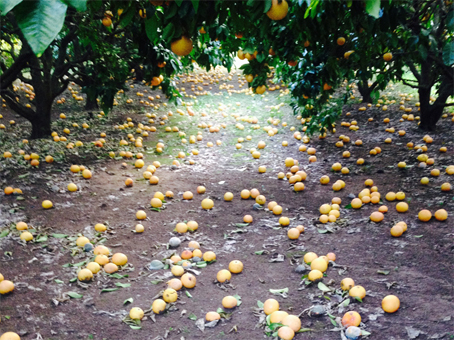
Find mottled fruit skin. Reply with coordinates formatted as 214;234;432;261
345;326;361;340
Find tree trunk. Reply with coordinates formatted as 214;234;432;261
418;76;453;131
30;111;52;139
358;80;374;103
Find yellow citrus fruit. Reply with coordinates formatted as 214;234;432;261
266;0;288;20
282;314;301;332
163;288;178;302
0;333;20;340
206;311;221;321
310;257;328;272
342;311;361;327
270;310;289;324
308;269;323;281
341;278;355;291
171;265;184;277
181;273;196;288
229;260;243;274
94;223;107;232
277;326;294;340
0;280;15;294
86;262;101;274
201;198;214;209
78;268;93;282
217;269;232;283
222;296;238;309
42;200;53;209
129;307;144;320
349;285;366;299
20;231;33;241
112;253;128;266
382;295;400;313
303;252;318;264
396;202;408;212
171;36;193;56
152;299;166;314
434;209;448;221
263;298;279;315
418;209;432;222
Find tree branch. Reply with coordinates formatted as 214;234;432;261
0;90;35;120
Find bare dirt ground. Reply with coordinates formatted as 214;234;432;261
1;68;453;340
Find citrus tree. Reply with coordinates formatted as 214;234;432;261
2;0;453;137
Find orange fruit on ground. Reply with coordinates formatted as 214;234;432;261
42;200;53;209
171;266;184;277
203;251;216;261
224;192;234;201
390;224;404;237
396;202;408;212
86;262;101;274
351;198;362;209
434;209;448;221
94;245;110;255
181;273;196;288
418;209;432;222
370;211;384;222
263;298;279;315
129;307;144;320
0;280;15;294
308;269;323;281
349;285;366;299
270;310;289;323
201;198;214;209
152;299;166;314
217;269;232;283
382;295;400;313
76;236;90;247
95;255;109;266
311;257;328;272
197;186;206;194
206;312;221;321
273;205;283;215
342;311;361;327
303;252;318;264
112;253;128;266
277;326;294;340
187;221;198;231
326;252;336;261
136;210;147;220
167;278;183;291
78;268;93;282
282;314;301;332
163;288;178;303
181;249;193;260
287;228;300;240
378;205;388;213
222;296;238;309
94;223;107;232
175;222;188;233
229;260;243;274
240;189;250;199
16;222;28;231
341;278;355;291
0;333;20;340
243;215;253;223
296;225;305;233
183;191;193;200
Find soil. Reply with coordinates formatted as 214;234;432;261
1;69;453;340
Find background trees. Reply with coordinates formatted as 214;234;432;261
1;0;453;138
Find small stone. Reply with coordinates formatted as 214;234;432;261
83;243;93;252
169;237;181;248
294;265;307;274
311;305;325;316
419;162;427;168
345;326;361;340
347;193;356;199
149;260;165;270
191;256;202;263
170;165;178;170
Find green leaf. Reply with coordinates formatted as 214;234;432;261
69;278;77;283
257;300;264;308
145;17;159;43
354;296;363;303
66;291;83;299
72;261;86;267
317;282;331;292
341;298;350;307
188;313;197;320
0;0;23;15
297;328;312;333
447;10;454;32
377;270;390;275
129;325;141;330
442;41;454;66
151;280;163;285
119;6;135;28
162;22;176;42
185;291;193;298
365;0;381;18
317;229;328;234
54;279;64;284
124;297;133;304
414;235;424;238
107;273;129;279
115;283;131;288
344;203;352;209
35;235;48;243
191;0;199;13
330;318;338;327
61;0;87;11
263;0;272;13
0;230;10;238
52;233;68;238
255;250;265;255
13;0;68;56
233;294;242;306
101;288;119;293
235;223;249;228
